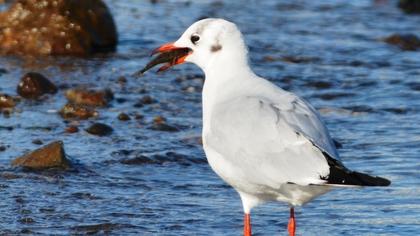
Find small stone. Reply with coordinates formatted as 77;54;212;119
17;72;57;99
65;88;113;107
60;103;98;120
11;141;71;170
281;55;320;64
65;125;79;133
32;139;43;145
150;116;178;132
153;115;166;124
85;122;113;136
0;145;6;152
118;112;130;121
135;95;156;107
384;34;420;51
150;123;179;132
116;97;127;103
0;93;16;109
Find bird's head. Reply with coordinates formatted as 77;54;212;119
139;18;248;74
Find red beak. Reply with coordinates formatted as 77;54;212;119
151;42;178;55
137;42;192;75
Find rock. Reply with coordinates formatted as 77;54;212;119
117;112;130;121
85;122;113;136
65;125;79;133
65;88;113;106
11;141;71;170
153;115;166;124
0;145;6;152
134;95;156;107
0;93;16;109
32;139;43;145
150;123;179;132
149;116;179;132
134;112;144;120
304;80;333;89
120;155;155;165
281;55;320;64
398;0;420;14
117;76;127;85
17;72;57;99
60;103;98;119
0;0;117;56
384;34;420;51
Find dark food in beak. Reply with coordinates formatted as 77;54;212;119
135;46;192;76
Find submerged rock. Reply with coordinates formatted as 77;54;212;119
384;34;420;51
134;95;156;107
398;0;420;14
65;88;113;107
17;72;57;99
117;112;130;121
11;141;71;170
60;103;98;119
85;122;113;136
32;139;43;145
149;116;179;132
0;0;117;56
65;125;79;133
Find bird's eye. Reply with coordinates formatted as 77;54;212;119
190;34;200;44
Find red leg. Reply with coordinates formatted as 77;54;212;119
244;213;252;236
288;207;296;236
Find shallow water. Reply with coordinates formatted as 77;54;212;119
0;0;419;235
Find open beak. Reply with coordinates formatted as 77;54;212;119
136;42;192;75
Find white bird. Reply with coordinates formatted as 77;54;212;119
140;18;391;236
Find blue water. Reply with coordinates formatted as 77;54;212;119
0;0;419;235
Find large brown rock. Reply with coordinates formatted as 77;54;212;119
11;141;71;170
0;0;117;56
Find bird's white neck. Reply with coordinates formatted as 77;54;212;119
201;51;256;129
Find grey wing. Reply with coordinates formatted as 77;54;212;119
207;95;333;186
269;92;340;159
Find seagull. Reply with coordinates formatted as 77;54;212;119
139;18;391;236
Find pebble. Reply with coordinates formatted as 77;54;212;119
118;112;131;121
60;103;98;120
17;72;57;99
32;139;43;145
85;123;113;136
65;88;113;107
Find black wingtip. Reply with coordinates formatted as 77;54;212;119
321;152;391;187
352;171;391;186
